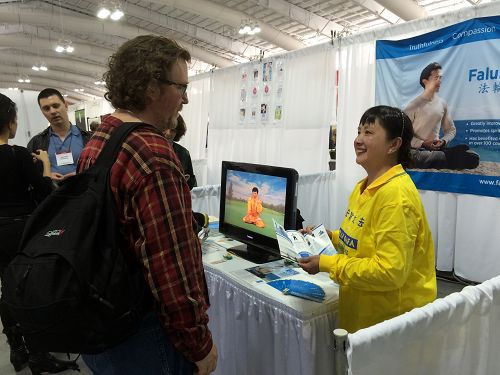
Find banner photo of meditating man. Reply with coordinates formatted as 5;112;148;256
376;16;500;198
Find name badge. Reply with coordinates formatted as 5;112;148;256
56;152;74;166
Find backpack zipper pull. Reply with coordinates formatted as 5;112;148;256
16;265;32;296
89;285;115;310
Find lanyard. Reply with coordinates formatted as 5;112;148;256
55;129;73;154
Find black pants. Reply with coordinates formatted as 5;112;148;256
0;217;27;329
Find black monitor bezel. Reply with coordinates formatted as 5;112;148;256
219;161;298;259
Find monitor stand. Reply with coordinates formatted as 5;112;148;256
228;243;281;264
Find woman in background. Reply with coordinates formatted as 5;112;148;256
300;105;436;333
164;115;209;232
0;93;76;373
164;114;197;190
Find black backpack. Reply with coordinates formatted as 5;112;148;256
2;122;148;354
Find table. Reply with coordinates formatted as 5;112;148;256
202;233;339;375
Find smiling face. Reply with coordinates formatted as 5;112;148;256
354;119;399;177
39;95;70;129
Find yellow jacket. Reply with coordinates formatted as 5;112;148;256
320;164;436;333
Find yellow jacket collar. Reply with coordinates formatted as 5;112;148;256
361;164;406;192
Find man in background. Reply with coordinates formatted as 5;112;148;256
404;62;479;169
27;88;92;181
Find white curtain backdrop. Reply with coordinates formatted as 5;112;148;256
346;275;500;375
332;1;500;281
206;44;336;185
454;195;500;282
333;39;375;229
297;171;336;229
180;73;211;160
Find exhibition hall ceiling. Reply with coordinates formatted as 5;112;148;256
0;0;495;102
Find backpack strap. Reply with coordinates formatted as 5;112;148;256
92;122;144;170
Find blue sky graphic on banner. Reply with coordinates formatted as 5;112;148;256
376;16;500;198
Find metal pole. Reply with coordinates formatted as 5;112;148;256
333;328;349;375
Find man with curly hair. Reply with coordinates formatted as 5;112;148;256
77;35;217;375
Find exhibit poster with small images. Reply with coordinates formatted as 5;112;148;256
376;16;500;198
239;59;285;126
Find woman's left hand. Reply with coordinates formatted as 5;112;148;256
298;255;320;275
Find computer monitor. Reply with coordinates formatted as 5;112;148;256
219;161;298;264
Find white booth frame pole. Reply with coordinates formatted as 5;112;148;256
333;328;349;375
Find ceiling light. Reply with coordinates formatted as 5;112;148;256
32;63;48;72
74;88;85;92
97;2;124;20
94;80;105;85
17;75;31;83
97;7;111;19
8;87;19;91
55;40;74;53
238;20;261;36
110;9;124;20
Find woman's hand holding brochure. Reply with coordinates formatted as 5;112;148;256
272;219;336;262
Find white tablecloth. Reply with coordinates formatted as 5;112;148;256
202;234;339;375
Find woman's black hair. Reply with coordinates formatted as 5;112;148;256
0;93;17;132
173;114;187;142
359;105;414;169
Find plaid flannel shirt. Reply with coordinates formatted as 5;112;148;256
77;116;212;362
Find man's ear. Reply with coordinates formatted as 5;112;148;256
145;82;160;104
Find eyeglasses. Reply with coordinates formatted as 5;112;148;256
157;78;188;96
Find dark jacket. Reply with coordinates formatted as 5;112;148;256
26;126;92;153
172;142;197;190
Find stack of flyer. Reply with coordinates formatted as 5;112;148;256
272;219;336;261
267;279;326;303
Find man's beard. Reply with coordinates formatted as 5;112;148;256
157;113;179;133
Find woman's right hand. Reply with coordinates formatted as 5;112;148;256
32;150;51;178
299;255;320;275
32;150;49;164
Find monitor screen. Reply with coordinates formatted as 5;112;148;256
219;161;298;264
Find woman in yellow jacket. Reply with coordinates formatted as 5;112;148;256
300;105;436;333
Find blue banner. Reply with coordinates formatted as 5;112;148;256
376;16;500;198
